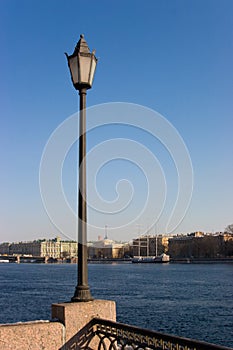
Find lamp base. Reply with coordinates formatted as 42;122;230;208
71;285;94;302
52;300;116;342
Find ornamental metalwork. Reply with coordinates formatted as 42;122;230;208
60;318;232;350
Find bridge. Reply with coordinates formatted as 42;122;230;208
0;254;47;263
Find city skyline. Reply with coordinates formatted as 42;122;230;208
1;1;233;242
0;229;229;245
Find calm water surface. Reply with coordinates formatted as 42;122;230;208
0;263;232;348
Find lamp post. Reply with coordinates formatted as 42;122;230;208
65;34;97;302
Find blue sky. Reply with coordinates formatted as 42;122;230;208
1;0;233;242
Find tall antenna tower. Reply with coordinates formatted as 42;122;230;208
104;225;108;240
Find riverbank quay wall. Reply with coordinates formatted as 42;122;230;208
0;300;116;350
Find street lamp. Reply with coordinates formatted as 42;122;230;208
65;34;97;302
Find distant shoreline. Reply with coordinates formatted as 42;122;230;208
87;257;233;264
170;257;233;264
1;256;233;264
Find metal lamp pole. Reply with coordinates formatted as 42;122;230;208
66;35;97;302
72;86;93;302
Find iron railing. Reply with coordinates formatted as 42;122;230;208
60;318;232;350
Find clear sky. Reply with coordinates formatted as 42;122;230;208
1;0;233;243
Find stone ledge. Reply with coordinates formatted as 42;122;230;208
0;320;64;350
0;299;116;349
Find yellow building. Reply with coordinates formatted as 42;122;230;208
5;237;78;259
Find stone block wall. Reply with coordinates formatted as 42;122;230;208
0;320;64;350
0;300;116;350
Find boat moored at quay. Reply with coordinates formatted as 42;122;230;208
132;253;170;263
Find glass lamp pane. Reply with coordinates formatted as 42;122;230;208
69;56;79;84
79;55;91;84
89;57;97;87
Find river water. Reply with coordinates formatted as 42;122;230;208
0;262;232;348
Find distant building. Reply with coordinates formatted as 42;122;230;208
88;239;125;259
222;233;233;257
188;231;205;237
168;235;193;259
0;237;77;259
10;241;43;256
39;238;61;258
60;240;77;258
168;232;233;259
0;243;10;255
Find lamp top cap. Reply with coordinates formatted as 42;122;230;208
73;34;90;55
